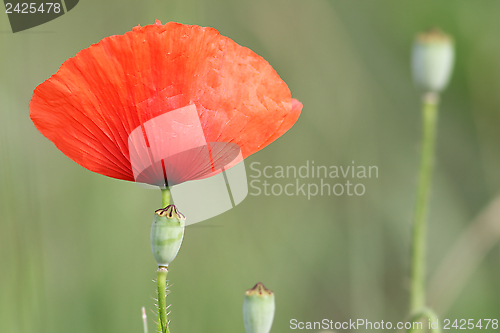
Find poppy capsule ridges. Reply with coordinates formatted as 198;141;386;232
243;283;275;333
151;205;186;267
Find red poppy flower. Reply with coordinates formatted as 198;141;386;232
30;20;302;186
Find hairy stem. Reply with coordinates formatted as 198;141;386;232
157;187;171;332
157;267;169;333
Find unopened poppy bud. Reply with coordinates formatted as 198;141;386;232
243;283;275;333
151;205;185;266
412;28;454;93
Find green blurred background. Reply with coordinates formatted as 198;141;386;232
2;0;500;332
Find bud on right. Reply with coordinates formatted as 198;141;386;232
243;283;275;333
412;28;455;93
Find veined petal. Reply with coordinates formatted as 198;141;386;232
30;21;301;185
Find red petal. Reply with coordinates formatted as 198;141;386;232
30;22;301;184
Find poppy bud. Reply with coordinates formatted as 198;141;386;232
151;205;185;266
243;283;275;333
412;28;454;93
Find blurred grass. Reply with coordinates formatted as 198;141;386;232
2;0;500;332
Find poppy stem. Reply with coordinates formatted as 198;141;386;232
161;187;171;208
408;92;440;331
157;267;170;333
157;187;172;333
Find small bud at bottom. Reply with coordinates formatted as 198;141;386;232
243;283;275;333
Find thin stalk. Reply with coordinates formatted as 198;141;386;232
409;92;439;315
162;187;171;208
157;267;169;333
142;307;149;333
157;187;171;333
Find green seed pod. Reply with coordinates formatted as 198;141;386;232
243;283;275;333
151;205;185;267
412;28;454;93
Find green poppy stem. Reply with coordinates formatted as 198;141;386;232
408;92;439;331
157;267;169;333
162;187;171;209
158;187;171;333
